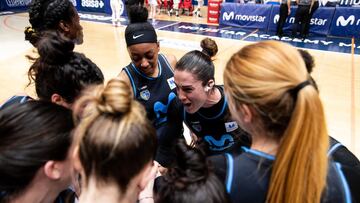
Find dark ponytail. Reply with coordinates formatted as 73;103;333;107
155;140;230;203
27;31;104;104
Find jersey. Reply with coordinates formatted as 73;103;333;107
329;137;360;203
209;146;353;203
183;85;250;155
0;95;32;110
122;53;183;167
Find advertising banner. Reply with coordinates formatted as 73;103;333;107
329;7;360;38
219;3;272;30
207;0;222;24
0;0;31;11
268;6;335;36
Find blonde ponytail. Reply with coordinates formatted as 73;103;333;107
224;41;328;203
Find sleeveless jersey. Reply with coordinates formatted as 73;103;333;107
122;53;183;167
328;137;360;203
209;146;353;203
0;95;32;110
184;85;250;155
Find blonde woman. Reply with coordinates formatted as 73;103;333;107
210;41;353;203
72;78;158;203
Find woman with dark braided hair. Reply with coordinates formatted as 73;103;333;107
24;0;83;46
0;31;104;109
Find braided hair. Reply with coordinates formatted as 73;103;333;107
25;0;81;46
27;31;104;104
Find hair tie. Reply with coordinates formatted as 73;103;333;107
289;80;311;100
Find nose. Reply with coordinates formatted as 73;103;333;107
177;89;187;102
140;58;150;68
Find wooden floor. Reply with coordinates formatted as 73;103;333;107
1;12;359;158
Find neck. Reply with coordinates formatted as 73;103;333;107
10;175;59;203
203;86;222;108
249;127;279;156
79;178;138;203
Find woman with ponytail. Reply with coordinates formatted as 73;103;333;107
72;78;158;203
214;40;352;203
175;38;250;155
25;0;83;47
154;140;230;203
1;31;104;110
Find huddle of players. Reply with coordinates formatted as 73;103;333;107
0;1;359;203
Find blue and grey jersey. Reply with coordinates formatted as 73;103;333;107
122;53;183;167
184;85;250;155
209;146;353;203
0;95;32;110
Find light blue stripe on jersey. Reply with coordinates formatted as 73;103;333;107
197;96;227;120
328;143;343;156
225;153;234;193
241;146;276;160
124;68;137;98
159;54;174;73
335;162;352;203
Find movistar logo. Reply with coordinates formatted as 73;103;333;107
223;12;234;21
274;14;327;25
336;15;355;26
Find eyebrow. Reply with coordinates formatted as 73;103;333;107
174;82;193;89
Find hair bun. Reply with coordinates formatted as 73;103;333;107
96;78;133;115
36;31;75;64
201;38;218;58
128;5;148;24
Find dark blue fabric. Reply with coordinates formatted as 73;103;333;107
122;53;183;167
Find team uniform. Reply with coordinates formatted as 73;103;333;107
183;85;250;156
209;146;353;203
329;137;360;203
122;53;183;167
0;95;32;110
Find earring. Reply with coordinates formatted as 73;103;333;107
204;86;210;92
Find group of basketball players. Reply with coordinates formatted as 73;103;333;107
0;0;359;203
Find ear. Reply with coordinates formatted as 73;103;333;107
204;79;215;92
138;162;158;190
72;146;83;174
51;93;70;108
156;42;160;52
59;20;71;33
239;104;252;123
207;79;215;89
44;161;61;180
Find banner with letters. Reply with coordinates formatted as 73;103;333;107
76;0;110;14
268;6;335;36
0;0;31;11
329;7;360;38
219;3;272;30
